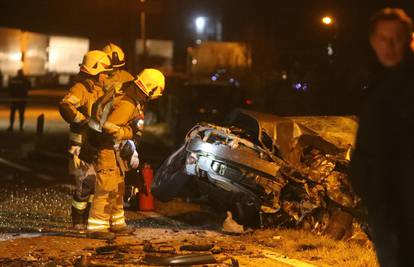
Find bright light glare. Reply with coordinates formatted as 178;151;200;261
10;52;22;61
195;17;206;33
322;16;333;25
327;43;334;56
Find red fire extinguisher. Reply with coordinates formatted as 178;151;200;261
139;163;154;211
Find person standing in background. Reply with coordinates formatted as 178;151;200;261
7;69;30;132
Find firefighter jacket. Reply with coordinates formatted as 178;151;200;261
88;82;145;148
59;77;105;146
86;82;145;174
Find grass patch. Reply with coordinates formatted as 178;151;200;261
242;228;378;267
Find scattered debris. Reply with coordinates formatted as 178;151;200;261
141;253;217;266
179;244;214;251
296;244;318;252
143;240;176;254
272;235;282;240
222;211;244;234
96;245;129;255
74;254;89;267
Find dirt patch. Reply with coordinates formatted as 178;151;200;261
0;236;105;265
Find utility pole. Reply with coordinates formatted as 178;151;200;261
140;0;147;67
137;0;161;68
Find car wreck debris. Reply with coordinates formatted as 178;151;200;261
152;109;362;239
222;211;244;234
141;253;239;266
179;244;215;251
141;253;218;266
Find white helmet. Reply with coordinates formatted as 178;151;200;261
102;43;125;68
79;50;113;75
133;68;165;100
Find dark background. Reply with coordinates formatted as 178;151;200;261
1;0;413;116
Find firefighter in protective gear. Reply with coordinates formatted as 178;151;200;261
133;68;165;100
86;69;165;237
59;50;113;230
102;43;134;91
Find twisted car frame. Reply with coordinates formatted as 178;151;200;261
152;109;362;239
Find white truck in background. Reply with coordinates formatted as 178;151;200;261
187;41;251;84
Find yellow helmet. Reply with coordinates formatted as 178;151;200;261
102;43;125;68
133;68;165;100
79;50;113;75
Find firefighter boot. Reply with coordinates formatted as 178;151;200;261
82;199;93;226
110;225;135;235
71;206;87;230
86;230;116;240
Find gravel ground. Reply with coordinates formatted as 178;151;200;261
0;181;378;266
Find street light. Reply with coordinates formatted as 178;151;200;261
195;17;206;34
322;16;333;26
321;16;337;58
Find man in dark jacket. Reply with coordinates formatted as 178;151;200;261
350;8;414;267
7;69;30;132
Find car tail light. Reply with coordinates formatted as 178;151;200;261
245;99;253;105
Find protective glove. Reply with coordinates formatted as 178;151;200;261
69;146;89;169
120;140;136;160
132;118;145;132
68;145;81;156
130;150;139;169
120;140;139;169
70;118;89;133
73;154;82;169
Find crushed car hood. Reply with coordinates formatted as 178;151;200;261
227;109;358;164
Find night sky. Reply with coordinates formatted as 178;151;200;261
1;0;414;116
1;0;413;44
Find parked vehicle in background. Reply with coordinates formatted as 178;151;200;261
171;81;249;142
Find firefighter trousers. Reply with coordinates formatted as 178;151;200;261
69;157;96;214
87;149;126;232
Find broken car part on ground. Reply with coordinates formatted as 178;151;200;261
152;109;364;239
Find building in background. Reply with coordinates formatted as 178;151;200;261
0;27;89;87
187;41;251;84
136;39;174;74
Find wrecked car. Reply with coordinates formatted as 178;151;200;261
152;109;362;239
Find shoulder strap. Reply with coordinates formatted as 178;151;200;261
79;79;94;93
90;87;117;131
99;94;115;127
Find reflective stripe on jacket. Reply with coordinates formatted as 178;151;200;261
60;78;104;145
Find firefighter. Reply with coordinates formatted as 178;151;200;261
86;69;165;239
101;43;143;181
59;50;113;230
102;43;134;91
